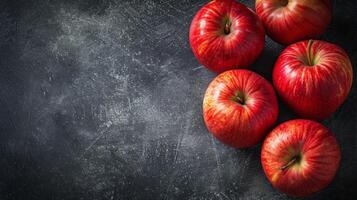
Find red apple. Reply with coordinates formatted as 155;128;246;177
273;40;353;121
255;0;332;45
189;0;265;73
261;119;341;197
203;69;278;148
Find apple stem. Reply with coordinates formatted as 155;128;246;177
280;156;298;171
307;39;314;66
280;0;289;6
224;21;231;34
232;92;245;105
236;96;244;104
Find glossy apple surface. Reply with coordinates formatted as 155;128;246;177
273;40;353;121
256;0;332;45
261;119;341;197
203;69;278;148
190;0;265;73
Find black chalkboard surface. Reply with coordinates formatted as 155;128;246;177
0;0;356;199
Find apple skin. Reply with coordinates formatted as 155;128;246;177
189;0;265;73
203;69;278;148
261;119;341;197
255;0;332;45
273;40;353;121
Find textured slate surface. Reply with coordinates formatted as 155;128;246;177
0;0;356;199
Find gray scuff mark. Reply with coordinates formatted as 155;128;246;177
163;110;195;199
219;192;233;200
192;66;204;71
79;123;112;158
127;96;132;111
173;110;194;165
211;136;222;173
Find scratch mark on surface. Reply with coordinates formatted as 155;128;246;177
210;136;223;179
192;66;204;71
163;1;186;14
127;97;132;111
220;192;232;200
163;170;179;200
79;125;111;158
173;111;193;165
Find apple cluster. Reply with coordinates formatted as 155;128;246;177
189;0;353;197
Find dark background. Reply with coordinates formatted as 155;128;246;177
0;0;356;199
